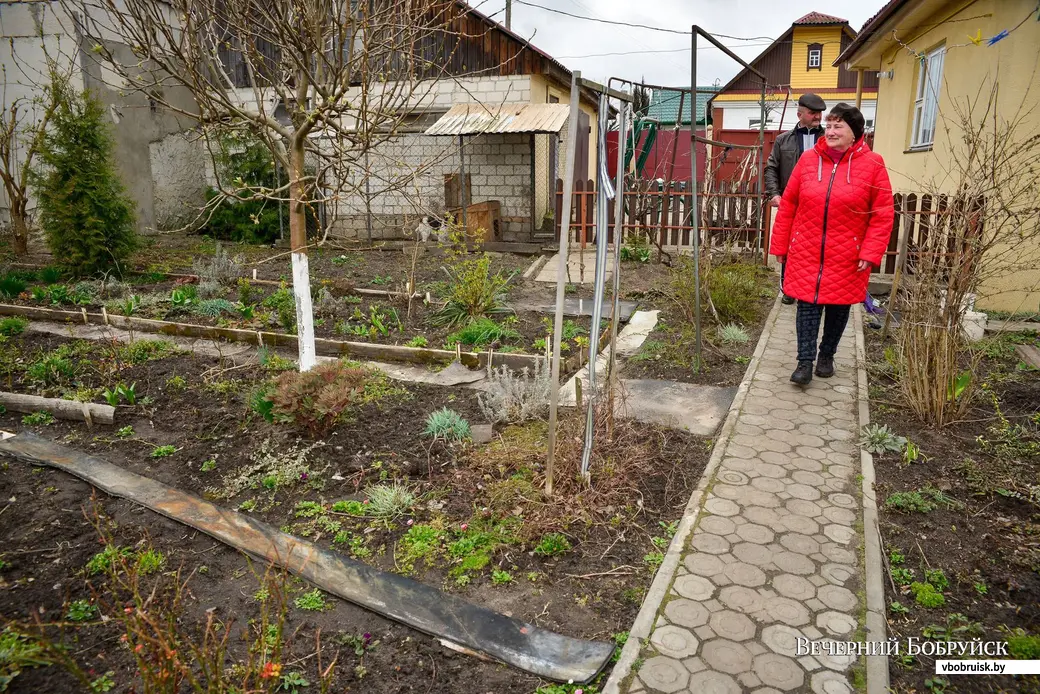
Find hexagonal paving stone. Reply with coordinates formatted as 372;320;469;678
651;625;700;659
686;553;726;577
751;476;787;493
773;551;817;575
719;585;766;615
786;483;823;501
737;522;776;544
674;574;716;601
701;638;754;675
638;655;690;693
705;497;741;517
723;561;767;588
773;573;816;601
665;599;711;628
811;669;855;694
750;688;785;694
718;470;751;486
792;470;827;486
691;533;731;555
761;624;806;657
786;499;823;517
763;596;811;626
778;514;820;536
814;640;857;671
817;584;858;611
824;524;856;544
709;610;757;641
820;543;857;565
700;515;737;536
753;653;806;691
779;533;822;555
816;611;857;637
733;542;775;567
820;563;856;585
686;671;742;694
822;506;856;525
827;493;857;509
744;506;783;527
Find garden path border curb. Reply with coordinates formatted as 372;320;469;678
853;303;891;694
601;295;783;694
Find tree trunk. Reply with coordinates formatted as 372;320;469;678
9;204;28;256
288;134;317;371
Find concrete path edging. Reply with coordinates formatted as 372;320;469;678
853;304;891;694
602;296;783;694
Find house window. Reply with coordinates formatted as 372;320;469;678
807;43;823;70
911;45;945;149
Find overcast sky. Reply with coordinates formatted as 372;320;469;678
473;0;881;88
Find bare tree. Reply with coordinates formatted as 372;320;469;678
66;0;508;369
0;29;72;255
897;78;1040;426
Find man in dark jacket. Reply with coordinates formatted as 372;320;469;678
765;93;826;304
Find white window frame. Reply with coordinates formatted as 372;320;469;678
808;49;822;69
911;45;945;148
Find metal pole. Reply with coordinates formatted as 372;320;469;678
459;135;468;233
579;92;613;479
855;69;864;109
606;103;629;406
545;71;583;497
505;0;512;29
689;29;703;371
756;80;766;259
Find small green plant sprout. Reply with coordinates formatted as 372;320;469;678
718;323;750;345
902;440;922;466
910;581;946;608
363;482;417;520
405;335;429;348
735;354;751;364
331;500;366;516
253;587;270;603
0;316;28;336
922;613;984;641
294;588;328;611
65;599;98;622
889;549;905;565
924;676;949;694
889;601;909;616
200;459;217;472
859;423;907;454
294;500;325;518
884;491;935;513
90;671;116;693
0;628;52;687
101;387;120;407
239;499;257;512
891;567;915;586
1006;629;1040;659
22;411;55;426
165;375;187;390
279;671;309;692
651;536;669;549
150;445;177;458
974;581;988;595
120;295;140;316
115;426;135;439
925;568;949;591
136;549;166;575
533;533;572;558
423;407;471;443
491;570;513;586
85;545;133;575
643;551;664;570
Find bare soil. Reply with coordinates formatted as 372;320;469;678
0;328;710;694
865;328;1040;693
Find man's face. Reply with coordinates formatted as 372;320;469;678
797;105;822;129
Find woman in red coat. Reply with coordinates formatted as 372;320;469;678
770;103;894;385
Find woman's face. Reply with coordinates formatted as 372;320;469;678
824;117;856;151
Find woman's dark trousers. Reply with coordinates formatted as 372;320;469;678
795;301;851;362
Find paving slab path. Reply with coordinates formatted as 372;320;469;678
606;299;885;694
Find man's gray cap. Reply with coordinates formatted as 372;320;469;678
798;93;827;111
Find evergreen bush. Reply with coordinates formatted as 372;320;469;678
33;82;137;277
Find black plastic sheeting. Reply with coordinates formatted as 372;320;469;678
0;433;614;683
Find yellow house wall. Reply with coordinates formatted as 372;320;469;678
790;26;843;90
870;0;1040;312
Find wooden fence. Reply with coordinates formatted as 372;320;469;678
554;179;768;252
881;193;985;274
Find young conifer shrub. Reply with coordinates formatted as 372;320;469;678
33;80;137;277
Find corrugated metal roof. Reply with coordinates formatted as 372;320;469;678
425;103;571;136
646;87;718;126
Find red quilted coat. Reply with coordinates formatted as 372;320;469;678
770;136;894;305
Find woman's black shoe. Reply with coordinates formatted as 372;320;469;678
781;294;795;305
815;356;835;378
790;361;814;385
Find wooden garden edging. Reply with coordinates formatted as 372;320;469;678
0;304;545;372
0;392;115;425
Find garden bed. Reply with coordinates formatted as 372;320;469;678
0;326;710;693
864;327;1040;693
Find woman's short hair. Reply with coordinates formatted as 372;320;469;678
827;103;865;141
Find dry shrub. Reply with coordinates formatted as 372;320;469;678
269;360;387;436
466;411;695;539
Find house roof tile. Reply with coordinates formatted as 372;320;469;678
794;11;847;25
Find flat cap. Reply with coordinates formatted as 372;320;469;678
798;93;827;111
